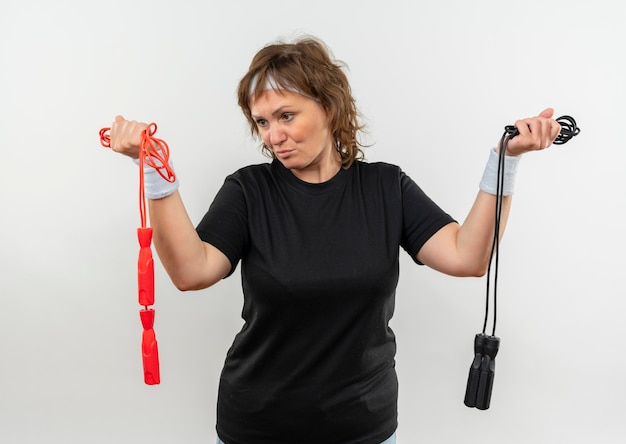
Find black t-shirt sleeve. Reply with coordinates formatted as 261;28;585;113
399;171;456;264
195;175;249;276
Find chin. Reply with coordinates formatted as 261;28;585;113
277;157;304;170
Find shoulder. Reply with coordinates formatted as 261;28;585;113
354;160;401;173
353;161;428;200
228;162;273;179
352;160;405;184
223;162;275;187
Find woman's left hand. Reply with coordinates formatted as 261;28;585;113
502;108;562;156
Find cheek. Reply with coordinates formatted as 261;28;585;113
310;123;330;148
293;122;320;145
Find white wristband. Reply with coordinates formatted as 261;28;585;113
133;157;179;199
479;148;520;196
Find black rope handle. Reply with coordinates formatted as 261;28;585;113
464;114;581;411
504;115;581;145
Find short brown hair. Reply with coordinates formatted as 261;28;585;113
237;36;365;168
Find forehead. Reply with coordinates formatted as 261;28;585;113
250;89;316;116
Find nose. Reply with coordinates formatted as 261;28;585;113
268;125;287;147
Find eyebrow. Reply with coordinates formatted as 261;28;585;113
251;105;294;121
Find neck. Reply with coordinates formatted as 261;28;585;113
290;151;343;183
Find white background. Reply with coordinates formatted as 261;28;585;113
1;0;624;443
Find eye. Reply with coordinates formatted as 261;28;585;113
255;118;268;128
281;112;294;122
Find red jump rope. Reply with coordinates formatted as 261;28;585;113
99;123;176;385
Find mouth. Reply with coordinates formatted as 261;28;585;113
275;149;295;159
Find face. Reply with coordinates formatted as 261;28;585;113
250;89;339;182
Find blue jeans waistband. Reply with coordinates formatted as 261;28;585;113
217;431;397;444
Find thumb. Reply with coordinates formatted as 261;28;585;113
538;108;554;119
115;115;125;123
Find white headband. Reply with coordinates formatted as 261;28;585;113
249;73;317;101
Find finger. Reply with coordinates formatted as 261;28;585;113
534;116;560;148
541;117;552;148
110;116;128;151
533;117;554;149
517;118;544;150
514;118;531;138
538;108;554;119
551;119;561;142
525;118;543;149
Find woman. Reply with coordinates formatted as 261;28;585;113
108;36;561;444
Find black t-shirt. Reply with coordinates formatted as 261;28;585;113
196;160;454;444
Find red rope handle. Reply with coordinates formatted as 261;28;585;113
99;122;174;386
99;123;176;227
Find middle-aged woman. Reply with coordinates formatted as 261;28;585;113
107;36;562;444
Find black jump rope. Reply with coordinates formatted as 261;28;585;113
463;115;580;410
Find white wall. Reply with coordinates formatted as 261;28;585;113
1;0;624;443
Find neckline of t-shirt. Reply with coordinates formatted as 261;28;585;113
271;159;351;194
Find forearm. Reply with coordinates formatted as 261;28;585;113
456;190;512;276
455;145;519;274
413;109;562;276
417;149;518;277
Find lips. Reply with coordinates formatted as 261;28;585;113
276;149;295;159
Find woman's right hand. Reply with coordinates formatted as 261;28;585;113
109;115;148;159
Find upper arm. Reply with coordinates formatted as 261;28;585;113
196;241;233;290
415;222;484;277
195;174;250;286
